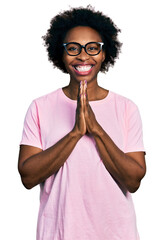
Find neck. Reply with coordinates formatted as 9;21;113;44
67;78;100;101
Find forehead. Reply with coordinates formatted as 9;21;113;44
64;26;102;43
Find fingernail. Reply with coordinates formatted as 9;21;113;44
85;80;87;85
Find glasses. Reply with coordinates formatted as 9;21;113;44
63;42;104;56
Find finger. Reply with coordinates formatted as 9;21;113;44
84;80;89;105
83;84;88;113
77;81;84;110
80;80;84;95
84;80;87;89
80;81;84;109
83;87;86;106
82;82;87;114
77;82;81;104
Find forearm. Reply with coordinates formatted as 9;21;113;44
19;129;82;189
93;124;145;192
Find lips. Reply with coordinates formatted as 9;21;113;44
74;65;93;72
73;64;94;75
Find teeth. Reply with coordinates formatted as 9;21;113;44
75;65;92;72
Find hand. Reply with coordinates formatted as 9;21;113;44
73;80;100;136
74;81;99;136
73;81;87;136
83;81;98;134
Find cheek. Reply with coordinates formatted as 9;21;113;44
95;52;105;64
62;57;75;75
62;55;70;71
62;53;74;67
62;53;68;66
99;50;106;63
95;56;105;68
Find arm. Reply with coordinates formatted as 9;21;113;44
91;122;146;193
82;83;146;193
18;85;86;189
18;129;82;189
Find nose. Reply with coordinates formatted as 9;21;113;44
77;47;89;61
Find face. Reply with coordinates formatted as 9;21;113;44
62;26;105;84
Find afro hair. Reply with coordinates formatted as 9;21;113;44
43;5;122;73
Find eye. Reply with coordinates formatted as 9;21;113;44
66;43;79;52
88;46;98;51
86;43;101;54
87;43;99;50
68;46;78;51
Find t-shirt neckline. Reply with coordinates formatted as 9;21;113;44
60;88;111;104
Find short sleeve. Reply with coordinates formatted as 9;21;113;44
20;100;42;149
124;101;145;153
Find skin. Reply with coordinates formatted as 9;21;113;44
62;26;107;101
18;26;146;192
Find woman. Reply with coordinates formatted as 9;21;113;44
18;6;146;240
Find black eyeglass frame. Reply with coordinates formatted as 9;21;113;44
63;42;104;56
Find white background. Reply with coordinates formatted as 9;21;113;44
0;0;164;239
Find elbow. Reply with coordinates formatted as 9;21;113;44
20;175;36;189
126;169;146;193
22;178;35;190
18;170;36;190
127;181;140;193
18;166;36;190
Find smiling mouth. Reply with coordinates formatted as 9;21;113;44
73;65;94;72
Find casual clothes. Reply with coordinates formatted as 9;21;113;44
20;88;145;240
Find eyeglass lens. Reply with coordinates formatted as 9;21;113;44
65;42;102;56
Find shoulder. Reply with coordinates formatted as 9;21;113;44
110;91;138;112
34;88;61;102
32;88;61;107
26;88;62;115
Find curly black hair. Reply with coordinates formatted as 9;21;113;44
43;5;122;73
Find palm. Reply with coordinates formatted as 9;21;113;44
74;80;97;136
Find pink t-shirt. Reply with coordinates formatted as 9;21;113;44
20;88;145;240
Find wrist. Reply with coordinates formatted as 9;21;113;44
91;122;104;137
70;127;83;139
